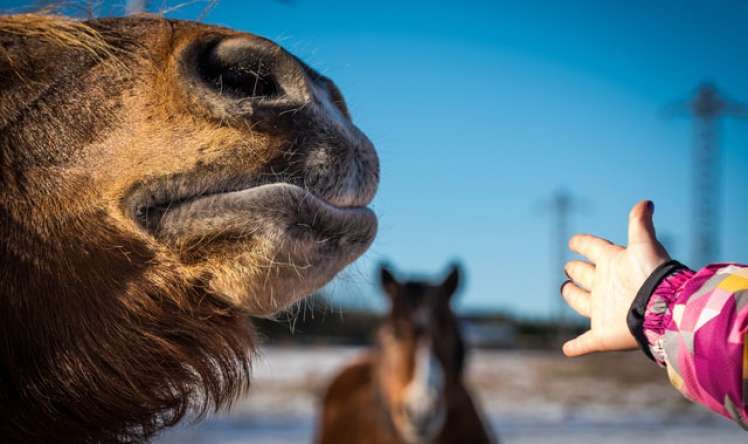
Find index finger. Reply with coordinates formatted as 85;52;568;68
568;234;615;263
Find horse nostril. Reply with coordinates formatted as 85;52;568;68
197;37;284;100
218;60;279;98
402;403;425;425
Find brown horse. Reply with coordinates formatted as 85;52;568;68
316;264;496;444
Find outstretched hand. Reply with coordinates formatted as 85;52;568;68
561;200;671;357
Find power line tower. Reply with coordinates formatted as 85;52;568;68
541;189;585;325
667;83;746;267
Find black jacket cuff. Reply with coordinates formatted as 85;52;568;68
626;259;687;362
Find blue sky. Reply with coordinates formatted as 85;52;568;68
4;0;748;317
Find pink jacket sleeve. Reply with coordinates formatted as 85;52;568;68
642;263;748;428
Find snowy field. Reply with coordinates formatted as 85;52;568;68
156;347;746;444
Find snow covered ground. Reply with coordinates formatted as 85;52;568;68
156;347;746;444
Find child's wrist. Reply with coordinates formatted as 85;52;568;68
641;266;694;366
626;260;688;363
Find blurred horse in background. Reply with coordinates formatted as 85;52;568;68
315;263;495;444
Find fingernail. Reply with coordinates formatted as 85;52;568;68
646;200;654;212
560;279;572;294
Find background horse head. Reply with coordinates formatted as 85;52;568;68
375;263;466;443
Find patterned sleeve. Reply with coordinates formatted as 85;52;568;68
642;263;748;428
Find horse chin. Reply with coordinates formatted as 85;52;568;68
169;183;377;315
204;232;372;316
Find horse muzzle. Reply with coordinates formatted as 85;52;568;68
397;393;447;443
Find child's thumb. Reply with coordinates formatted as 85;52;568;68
627;200;657;246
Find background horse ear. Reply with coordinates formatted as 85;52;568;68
379;263;400;298
440;262;461;299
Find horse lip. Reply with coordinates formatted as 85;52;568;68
126;175;375;236
128;181;254;231
129;181;377;242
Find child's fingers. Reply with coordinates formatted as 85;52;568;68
564;260;595;290
560;281;591;317
568;234;614;263
562;330;599;357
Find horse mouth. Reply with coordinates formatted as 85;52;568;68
127;178;377;247
121;138;378;315
126;177;377;314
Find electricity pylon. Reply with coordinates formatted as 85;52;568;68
667;83;746;267
541;189;585;325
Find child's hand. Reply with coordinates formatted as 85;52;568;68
561;200;671;357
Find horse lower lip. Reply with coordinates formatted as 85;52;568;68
133;182;374;232
322;191;373;209
150;183;377;242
